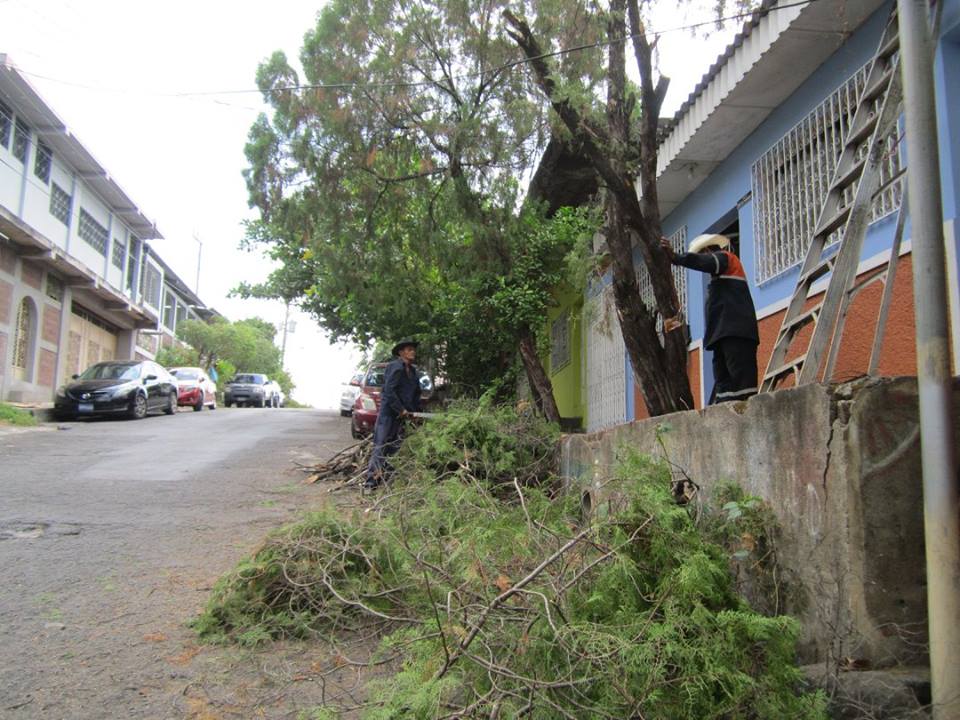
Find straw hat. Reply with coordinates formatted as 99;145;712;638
688;233;730;253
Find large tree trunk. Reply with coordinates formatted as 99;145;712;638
518;328;561;423
504;6;694;416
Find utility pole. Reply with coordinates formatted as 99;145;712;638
897;1;960;716
280;300;291;367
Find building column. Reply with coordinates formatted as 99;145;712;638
52;285;73;388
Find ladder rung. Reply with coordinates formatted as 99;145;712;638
783;302;823;334
800;257;835;286
861;67;894;103
846;112;880;148
877;34;900;61
763;353;808;384
831;157;867;194
816;205;851;238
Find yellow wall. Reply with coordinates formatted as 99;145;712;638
544;288;583;424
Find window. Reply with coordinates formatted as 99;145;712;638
142;263;162;308
49;182;72;226
111;237;126;270
12;118;29;163
12;297;35;381
751;63;903;283
637;225;688;333
78;208;109;256
126;237;140;294
0;100;11;149
163;290;176;329
34;141;52;183
550;310;571;373
46;274;64;303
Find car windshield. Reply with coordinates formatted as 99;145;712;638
79;363;141;381
364;367;387;387
171;369;198;380
233;374;264;384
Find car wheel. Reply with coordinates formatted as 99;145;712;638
351;421;362;439
340;409;351;417
164;391;177;415
129;393;148;420
257;398;265;408
210;398;217;411
193;393;204;412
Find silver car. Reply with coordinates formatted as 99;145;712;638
340;371;364;417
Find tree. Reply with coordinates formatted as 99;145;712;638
169;317;294;396
243;0;606;421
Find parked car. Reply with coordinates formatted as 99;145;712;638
54;360;179;420
340;371;364;417
224;373;273;407
169;366;217;411
350;363;433;439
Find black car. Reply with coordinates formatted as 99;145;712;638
54;360;179;420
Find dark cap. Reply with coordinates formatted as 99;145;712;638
391;339;419;356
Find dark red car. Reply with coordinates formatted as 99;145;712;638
350;362;433;439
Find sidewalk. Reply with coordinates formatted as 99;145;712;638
5;402;56;423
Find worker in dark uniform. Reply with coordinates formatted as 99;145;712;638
661;234;759;403
364;339;422;493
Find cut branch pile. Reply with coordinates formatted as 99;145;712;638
193;403;826;719
301;438;373;489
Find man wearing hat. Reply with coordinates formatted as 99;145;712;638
661;234;759;403
364;339;422;492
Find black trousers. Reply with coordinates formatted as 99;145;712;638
710;336;759;404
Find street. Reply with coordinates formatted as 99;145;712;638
0;407;357;719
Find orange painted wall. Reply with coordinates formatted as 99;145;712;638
632;254;919;416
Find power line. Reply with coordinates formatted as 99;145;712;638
4;0;817;101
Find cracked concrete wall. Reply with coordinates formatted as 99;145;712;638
560;377;946;666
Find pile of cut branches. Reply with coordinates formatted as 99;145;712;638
194;402;826;719
302;438;373;488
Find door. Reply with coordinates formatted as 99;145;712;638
61;306;119;387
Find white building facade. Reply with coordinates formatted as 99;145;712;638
0;55;212;403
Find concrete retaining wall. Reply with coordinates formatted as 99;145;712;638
560;377;949;667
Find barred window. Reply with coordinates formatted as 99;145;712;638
637;226;688;332
12;118;29;163
550;310;571;372
0;100;11;148
46;274;64;303
111;237;126;270
142;263;162;309
49;182;72;226
78;208;109;256
34;141;52;183
126;236;140;295
163;289;176;329
751;63;903;284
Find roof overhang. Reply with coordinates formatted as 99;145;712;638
0;208;156;328
655;0;887;217
0;54;163;240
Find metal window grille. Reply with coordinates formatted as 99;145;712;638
49;182;72;226
0;100;11;148
111;237;126;270
584;286;626;432
34;141;52;183
12;118;29;163
78;208;108;256
13;298;32;369
550;310;571;372
751;63;903;284
45;274;64;303
143;264;162;309
636;226;688;333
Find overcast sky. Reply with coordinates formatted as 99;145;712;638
0;0;738;408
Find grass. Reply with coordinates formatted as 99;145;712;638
0;403;37;427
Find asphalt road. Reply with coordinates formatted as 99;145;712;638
0;406;356;719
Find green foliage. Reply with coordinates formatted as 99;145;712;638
0;403;37;427
154;344;199;369
195;406;824;719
